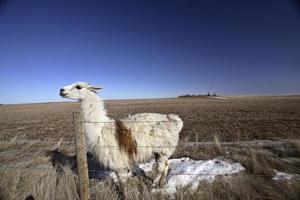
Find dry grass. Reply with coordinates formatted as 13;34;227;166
0;96;300;199
176;175;300;200
0;138;79;200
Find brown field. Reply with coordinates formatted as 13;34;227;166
0;96;300;200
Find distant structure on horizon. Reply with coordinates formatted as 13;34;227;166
178;92;219;98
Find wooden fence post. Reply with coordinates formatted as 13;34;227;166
74;110;90;200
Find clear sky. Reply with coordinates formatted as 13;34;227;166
0;0;300;104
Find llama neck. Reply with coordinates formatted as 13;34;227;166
80;94;110;123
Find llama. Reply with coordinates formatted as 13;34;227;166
59;82;183;187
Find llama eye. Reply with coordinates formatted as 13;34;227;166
75;85;82;90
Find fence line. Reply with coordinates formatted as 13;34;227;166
0;122;197;126
0;139;75;145
0;139;276;147
0;166;275;177
0;106;296;200
0;119;292;126
0;117;297;125
0;113;295;199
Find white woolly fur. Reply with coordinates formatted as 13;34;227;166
60;82;183;185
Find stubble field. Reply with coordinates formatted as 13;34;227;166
0;96;300;199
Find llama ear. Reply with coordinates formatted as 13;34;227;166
88;85;103;92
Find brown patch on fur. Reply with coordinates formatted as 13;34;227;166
115;120;137;162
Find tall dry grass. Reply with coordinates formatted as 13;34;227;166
1;136;299;200
0;137;79;200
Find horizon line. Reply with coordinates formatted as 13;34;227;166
1;94;300;105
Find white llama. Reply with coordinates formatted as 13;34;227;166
60;82;183;187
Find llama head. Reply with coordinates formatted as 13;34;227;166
60;82;103;100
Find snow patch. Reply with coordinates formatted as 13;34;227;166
211;96;227;100
139;157;245;194
138;159;155;172
92;157;245;196
273;170;294;181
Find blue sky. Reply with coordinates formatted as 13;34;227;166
0;0;300;104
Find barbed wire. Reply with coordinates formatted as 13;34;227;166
0;166;275;177
0;116;296;180
0;138;280;147
0;112;297;199
0;139;75;145
0;118;296;126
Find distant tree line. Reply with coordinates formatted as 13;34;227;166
178;92;219;98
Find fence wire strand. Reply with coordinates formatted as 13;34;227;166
0;117;294;179
0;166;275;177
